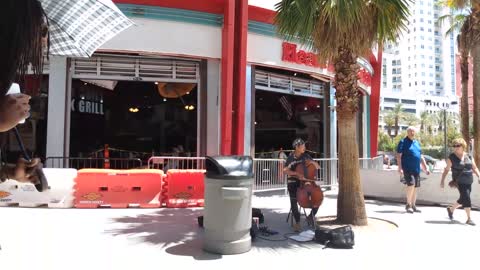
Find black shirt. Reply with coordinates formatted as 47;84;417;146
285;152;312;182
449;153;473;185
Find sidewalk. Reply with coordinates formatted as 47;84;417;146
1;191;478;270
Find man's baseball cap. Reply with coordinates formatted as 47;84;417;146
292;138;306;148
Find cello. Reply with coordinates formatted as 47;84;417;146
294;159;324;209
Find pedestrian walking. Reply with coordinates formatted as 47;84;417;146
440;138;480;225
397;126;430;213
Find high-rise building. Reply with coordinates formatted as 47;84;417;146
379;0;458;134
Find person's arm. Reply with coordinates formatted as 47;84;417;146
283;164;303;179
440;158;452;188
0;158;41;183
283;156;300;178
470;157;480;184
420;155;430;175
396;140;403;174
0;94;31;132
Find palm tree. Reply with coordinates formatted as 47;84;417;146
403;113;419;127
275;0;410;225
392;103;405;136
420;111;432;133
438;7;472;149
383;111;396;137
447;0;480;164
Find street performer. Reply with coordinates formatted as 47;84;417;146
283;138;321;232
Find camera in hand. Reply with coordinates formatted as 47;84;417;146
6;83;27;124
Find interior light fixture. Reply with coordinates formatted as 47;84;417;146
304;106;308;111
163;98;167;102
155;82;159;85
129;107;139;113
184;105;195;111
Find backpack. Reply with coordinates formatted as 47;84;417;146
314;225;355;249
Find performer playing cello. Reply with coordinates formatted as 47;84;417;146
283;138;321;232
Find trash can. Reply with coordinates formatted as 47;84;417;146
203;155;254;255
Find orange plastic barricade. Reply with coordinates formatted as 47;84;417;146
74;169;163;208
164;169;205;208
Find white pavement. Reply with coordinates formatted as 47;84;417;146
1;191;479;270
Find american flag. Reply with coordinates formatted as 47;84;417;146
279;95;293;120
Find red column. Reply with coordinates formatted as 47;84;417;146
369;50;383;157
220;0;235;155
231;0;248;155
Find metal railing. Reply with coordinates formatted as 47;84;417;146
253;159;287;192
147;156;206;170
359;155;384;170
44;157;143;170
252;158;340;192
313;158;339;187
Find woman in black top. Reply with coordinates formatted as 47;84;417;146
441;138;480;225
0;0;47;184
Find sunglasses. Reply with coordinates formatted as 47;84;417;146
453;144;462;148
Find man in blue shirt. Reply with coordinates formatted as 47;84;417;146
397;126;430;213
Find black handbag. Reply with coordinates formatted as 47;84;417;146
315;225;355;249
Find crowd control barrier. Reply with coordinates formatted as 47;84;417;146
73;169;163;208
164;169;205;208
0;168;77;208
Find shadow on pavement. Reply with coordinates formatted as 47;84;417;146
106;208;223;260
424;220;465;225
374;210;407;214
106;206;327;259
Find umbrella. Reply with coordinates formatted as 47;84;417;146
157;83;195;98
39;0;133;57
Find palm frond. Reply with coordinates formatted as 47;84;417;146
275;0;411;62
438;13;469;37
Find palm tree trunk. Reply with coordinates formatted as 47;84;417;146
333;46;367;226
460;52;470;150
472;8;480;165
394;118;399;137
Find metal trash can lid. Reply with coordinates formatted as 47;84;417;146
205;156;254;180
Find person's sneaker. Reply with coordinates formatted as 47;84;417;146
447;207;454;220
466;219;476;226
405;204;413;214
292;222;301;232
412;205;421;213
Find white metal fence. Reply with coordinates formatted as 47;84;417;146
252;158;339;192
145;156;341;192
253;159;287;192
53;155;381;193
359;155;384;170
147;156;206;170
313;158;339;187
